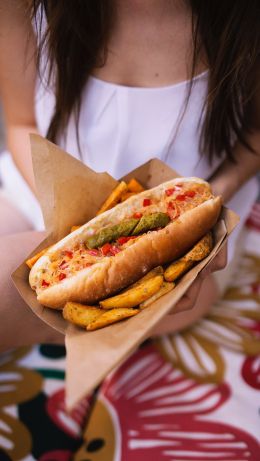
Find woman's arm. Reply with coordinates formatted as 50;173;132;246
166;80;260;326
0;0;38;194
210;78;260;203
210;132;260;203
0;230;64;352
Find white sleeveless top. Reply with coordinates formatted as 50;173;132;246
36;70;221;179
0;68;258;260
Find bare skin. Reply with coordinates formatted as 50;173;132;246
94;0;204;87
0;230;64;353
0;195;32;235
0;0;259;349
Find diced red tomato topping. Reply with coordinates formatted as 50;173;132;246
64;250;73;259
167;201;180;220
143;198;151;207
167;201;174;209
176;193;186;201
133;212;143;219
165;188;175;196
59;273;67;281
86;249;100;256
109;246;121;256
184;190;196;198
165;185;183;196
100;243;122;256
42;279;50;287
117;236;129;245
59;260;68;270
117;236;136;245
101;243;112;256
176;190;196;201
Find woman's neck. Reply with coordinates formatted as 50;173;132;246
114;0;187;19
92;1;205;88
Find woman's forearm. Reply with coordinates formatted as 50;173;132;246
210;129;260;203
6;124;39;195
0;0;38;194
0;231;64;353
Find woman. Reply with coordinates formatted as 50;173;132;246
0;0;259;345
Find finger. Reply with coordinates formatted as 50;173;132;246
170;275;204;314
213;244;228;271
200;243;228;278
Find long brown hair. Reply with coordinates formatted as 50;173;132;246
31;0;260;162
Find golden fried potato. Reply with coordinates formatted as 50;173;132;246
63;302;103;327
127;178;145;193
164;232;213;282
100;274;164;309
129;266;164;288
96;181;128;215
87;308;139;331
164;259;193;282
140;281;175;309
26;247;50;269
184;232;213;262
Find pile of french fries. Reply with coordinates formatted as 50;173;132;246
26;179;213;331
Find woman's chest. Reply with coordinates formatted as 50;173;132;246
92;3;202;88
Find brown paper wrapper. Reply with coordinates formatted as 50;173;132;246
12;134;239;410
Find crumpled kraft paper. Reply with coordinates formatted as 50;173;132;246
12;134;239;409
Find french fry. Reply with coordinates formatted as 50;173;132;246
184;232;213;262
140;281;175;309
164;259;194;282
87;308;139;331
96;181;128;215
26;247;50;269
100;274;164;309
120;191;137;202
164;232;213;282
129;266;164;289
70;225;81;233
127;178;145;193
26;223;91;267
63;302;103;327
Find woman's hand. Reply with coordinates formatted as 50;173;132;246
150;245;227;336
171;243;227;314
0;231;64;353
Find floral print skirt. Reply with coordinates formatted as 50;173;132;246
1;216;260;461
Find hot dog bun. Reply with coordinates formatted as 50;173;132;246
29;178;222;309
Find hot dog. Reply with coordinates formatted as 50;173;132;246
29;177;222;309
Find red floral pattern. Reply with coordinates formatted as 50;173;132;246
242;356;260;390
78;345;260;460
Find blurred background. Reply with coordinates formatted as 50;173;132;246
0;103;4;152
